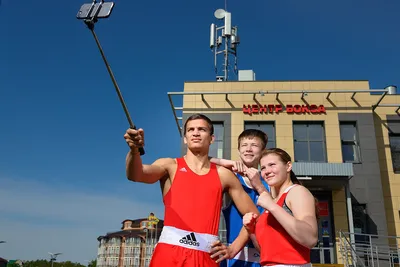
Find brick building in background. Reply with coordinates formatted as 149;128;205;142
96;213;163;267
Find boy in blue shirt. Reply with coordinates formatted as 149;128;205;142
211;129;270;266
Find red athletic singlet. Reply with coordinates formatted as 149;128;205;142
255;185;310;266
149;157;223;267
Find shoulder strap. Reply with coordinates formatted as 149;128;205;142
175;157;184;167
236;173;249;187
276;184;299;206
284;184;298;193
209;161;217;170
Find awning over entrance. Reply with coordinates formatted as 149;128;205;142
292;162;354;190
292;162;353;176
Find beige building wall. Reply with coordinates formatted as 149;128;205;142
332;188;349;264
181;80;400;262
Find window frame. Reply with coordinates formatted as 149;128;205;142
243;121;276;149
209;121;224;159
293;121;327;162
389;134;400;173
339;121;362;163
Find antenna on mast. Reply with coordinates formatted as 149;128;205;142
210;8;239;81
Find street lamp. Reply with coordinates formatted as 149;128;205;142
49;252;62;267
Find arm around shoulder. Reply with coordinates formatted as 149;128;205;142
210;157;234;168
126;150;174;184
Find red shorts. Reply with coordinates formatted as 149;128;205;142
149;243;218;267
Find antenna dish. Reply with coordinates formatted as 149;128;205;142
214;9;226;19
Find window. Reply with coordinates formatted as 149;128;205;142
293;121;326;162
210;122;224;158
133;257;140;267
340;122;361;163
389;134;400;172
133;237;141;245
124;257;133;267
244;121;275;148
146;246;153;256
134;247;140;257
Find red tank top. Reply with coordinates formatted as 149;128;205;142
255;184;310;266
162;157;223;235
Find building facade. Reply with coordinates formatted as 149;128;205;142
97;213;163;267
168;80;400;265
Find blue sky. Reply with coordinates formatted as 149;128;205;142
1;0;400;264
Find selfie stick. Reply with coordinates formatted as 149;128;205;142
79;0;145;155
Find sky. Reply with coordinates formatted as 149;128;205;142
1;0;400;264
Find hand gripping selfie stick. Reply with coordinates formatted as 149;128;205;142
76;0;145;155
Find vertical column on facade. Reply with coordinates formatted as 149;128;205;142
345;183;357;264
333;187;349;264
119;236;125;267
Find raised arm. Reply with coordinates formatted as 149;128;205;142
209;157;234;168
124;128;173;184
126;151;172;184
243;212;261;251
209;157;247;173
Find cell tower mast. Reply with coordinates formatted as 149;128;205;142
210;9;240;81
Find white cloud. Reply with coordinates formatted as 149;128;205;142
0;177;164;264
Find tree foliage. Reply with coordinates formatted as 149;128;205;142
87;260;96;267
22;259;89;267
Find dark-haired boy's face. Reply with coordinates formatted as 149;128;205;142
238;137;263;167
184;119;214;149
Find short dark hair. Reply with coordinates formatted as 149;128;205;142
183;113;214;135
238;129;268;149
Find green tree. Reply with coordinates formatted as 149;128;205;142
88;259;96;267
23;260;85;267
7;262;20;267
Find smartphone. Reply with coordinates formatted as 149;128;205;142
76;2;115;20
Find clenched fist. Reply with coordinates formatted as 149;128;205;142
243;212;258;234
244;168;266;193
231;161;247;174
124;128;145;151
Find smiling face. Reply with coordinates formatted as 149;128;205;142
238;137;264;167
183;119;214;152
260;153;292;187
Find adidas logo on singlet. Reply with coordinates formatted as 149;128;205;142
179;232;200;247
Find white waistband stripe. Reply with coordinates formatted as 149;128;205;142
158;226;219;253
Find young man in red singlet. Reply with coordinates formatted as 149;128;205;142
243;148;318;267
124;113;260;267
